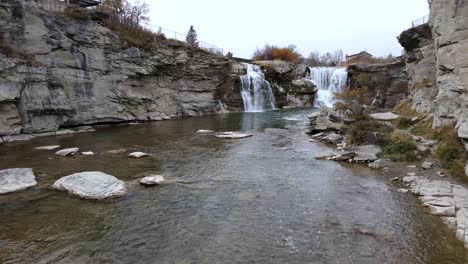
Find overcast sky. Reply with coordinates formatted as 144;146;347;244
147;0;429;58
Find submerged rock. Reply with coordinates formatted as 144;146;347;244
369;112;400;121
129;152;149;158
197;129;214;133
35;145;61;150
55;147;80;157
215;132;253;139
82;151;95;156
52;171;126;199
106;149;127;154
0;168;37;195
139;175;165;186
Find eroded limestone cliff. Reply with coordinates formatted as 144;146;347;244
0;0;237;139
399;0;468;139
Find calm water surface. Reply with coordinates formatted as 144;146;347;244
0;109;467;264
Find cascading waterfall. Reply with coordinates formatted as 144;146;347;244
240;63;276;112
308;67;348;107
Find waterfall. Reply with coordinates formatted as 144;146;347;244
240;63;276;112
308;67;348;107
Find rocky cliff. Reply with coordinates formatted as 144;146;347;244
399;0;468;139
253;60;316;108
0;0;237;140
348;61;409;109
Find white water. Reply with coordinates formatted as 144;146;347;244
240;63;276;112
308;67;348;107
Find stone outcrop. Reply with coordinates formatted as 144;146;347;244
399;0;468;139
253;60;317;108
0;0;239;139
398;24;437;113
347;61;409;109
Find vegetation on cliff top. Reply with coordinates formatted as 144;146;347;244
252;44;302;64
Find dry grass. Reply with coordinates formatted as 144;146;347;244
434;124;467;178
381;131;418;161
394;101;420;118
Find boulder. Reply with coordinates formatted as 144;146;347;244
139;175;165;186
421;160;433;170
35;145;61;150
55;147;79;157
369;159;392;170
322;133;343;144
352;145;381;162
369;112;400;121
129;152;149;158
52;171;126;199
0;168;37;195
331;152;356;161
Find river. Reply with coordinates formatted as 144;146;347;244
0;109;467;263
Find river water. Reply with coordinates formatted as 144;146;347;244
0;109;467;264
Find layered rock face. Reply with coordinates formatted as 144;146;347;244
0;0;236;137
348;61;409;109
429;0;468;135
253;60;317;108
400;0;468;138
398;24;437;113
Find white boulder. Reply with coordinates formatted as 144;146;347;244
369;112;400;121
55;147;80;157
82;151;95;156
0;168;37;195
52;171;126;199
139;175;165;186
129;152;149;158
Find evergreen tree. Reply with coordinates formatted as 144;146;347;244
186;25;199;47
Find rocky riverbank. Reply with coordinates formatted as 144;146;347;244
308;107;468;247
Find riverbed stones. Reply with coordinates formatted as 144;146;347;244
369;112;400;121
0;168;37;195
55;147;80;157
52;171;126;199
82;151;95;156
322;133;343;144
129;152;149;158
35;145;61;150
369;159;392;170
421;160;433;170
352;145;381;162
139;175;165;186
215;132;252;139
330;152;356;161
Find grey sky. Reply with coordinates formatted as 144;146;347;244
148;0;429;58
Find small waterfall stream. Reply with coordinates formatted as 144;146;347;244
308;67;348;107
240;63;276;112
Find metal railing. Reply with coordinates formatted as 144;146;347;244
142;23;224;55
412;15;429;27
